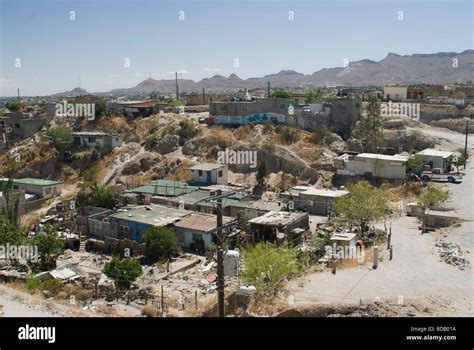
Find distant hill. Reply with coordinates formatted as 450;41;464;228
56;50;474;96
51;87;89;98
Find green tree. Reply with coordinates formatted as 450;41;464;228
270;90;293;98
103;257;143;289
305;88;322;103
242;242;306;295
0;215;25;246
455;148;469;169
5;101;22;111
94;98;107;118
357;95;385;153
333;181;387;234
33;225;66;269
47;127;72;148
256;161;267;187
417;186;449;209
0;179;21;228
143;226;179;262
406;154;424;174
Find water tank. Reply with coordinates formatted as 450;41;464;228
223;250;239;277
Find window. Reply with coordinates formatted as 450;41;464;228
218;170;223;177
198;170;203;176
15;123;20;128
88;137;96;143
45;188;52;195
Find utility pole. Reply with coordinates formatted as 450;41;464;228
175;72;179;100
216;191;225;318
267;82;270;97
197;190;237;317
17;88;20;102
464;119;469;164
202;88;206;105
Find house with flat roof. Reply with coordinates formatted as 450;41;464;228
5;178;62;199
173;212;235;252
109;204;192;243
72;132;123;149
417;148;455;172
248;211;309;243
0;111;48;148
188;163;228;185
335;153;409;179
281;186;349;215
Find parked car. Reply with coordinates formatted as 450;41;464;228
421;168;463;183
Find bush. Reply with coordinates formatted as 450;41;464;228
46;127;73;148
141;304;159;317
42;278;63;295
143;226;179;262
311;126;331;144
276;125;299;144
178;120;199;139
417;186;449;209
25;274;42;293
103;257;143;289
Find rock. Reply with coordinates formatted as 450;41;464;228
148;134;179;154
140;155;160;171
121;161;141;175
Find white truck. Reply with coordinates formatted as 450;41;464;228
421;168;463;183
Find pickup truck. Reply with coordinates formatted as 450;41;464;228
421;168;463;183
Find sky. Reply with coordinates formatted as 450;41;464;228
0;0;472;96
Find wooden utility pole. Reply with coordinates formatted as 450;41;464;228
161;285;164;314
197;190;237;318
464;120;469;166
267;82;270;97
175;72;179;100
202;88;206;105
216;190;225;318
17;88;20;102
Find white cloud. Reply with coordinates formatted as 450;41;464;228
204;67;223;72
162;69;190;76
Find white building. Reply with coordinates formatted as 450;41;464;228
188;163;228;185
335;153;409;179
417;148;455;172
383;86;408;101
72;132;123;149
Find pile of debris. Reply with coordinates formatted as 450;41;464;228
436;240;470;270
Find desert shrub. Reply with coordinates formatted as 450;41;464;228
141;304;159;317
25;274;42;293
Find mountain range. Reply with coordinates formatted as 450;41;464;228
54;50;474;97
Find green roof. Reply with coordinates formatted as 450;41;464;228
12;178;62;187
111;205;191;226
128;180;198;197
